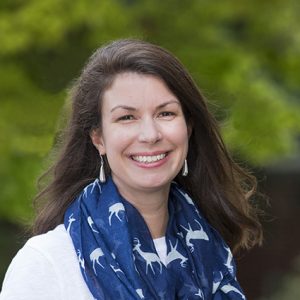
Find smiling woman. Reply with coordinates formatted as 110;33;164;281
0;39;262;300
90;73;189;219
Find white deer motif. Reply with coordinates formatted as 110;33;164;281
90;179;101;194
224;246;234;274
110;263;124;274
77;249;85;270
83;185;90;198
166;239;188;267
87;216;99;233
195;288;204;298
108;203;125;225
132;254;140;274
90;248;105;275
77;249;87;279
66;213;76;233
221;283;245;299
212;271;223;294
180;220;209;252
177;189;194;206
136;289;145;299
133;238;162;275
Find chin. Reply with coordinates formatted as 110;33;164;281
135;176;172;191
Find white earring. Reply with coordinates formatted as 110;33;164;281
182;159;188;176
99;154;106;183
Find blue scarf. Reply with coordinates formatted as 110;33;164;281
64;178;246;299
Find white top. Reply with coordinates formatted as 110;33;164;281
0;224;167;300
153;236;167;266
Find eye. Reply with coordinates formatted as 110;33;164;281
117;115;135;121
158;111;176;118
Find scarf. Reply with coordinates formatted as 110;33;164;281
64;178;246;300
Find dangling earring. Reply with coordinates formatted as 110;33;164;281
182;159;188;176
99;154;106;183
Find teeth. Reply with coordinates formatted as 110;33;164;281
132;153;166;163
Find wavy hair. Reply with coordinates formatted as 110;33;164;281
32;39;263;252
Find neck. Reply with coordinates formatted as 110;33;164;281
113;179;170;239
135;195;169;239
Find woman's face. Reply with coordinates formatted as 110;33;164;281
91;72;190;198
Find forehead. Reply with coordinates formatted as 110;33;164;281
102;72;178;108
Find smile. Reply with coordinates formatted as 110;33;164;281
131;153;167;163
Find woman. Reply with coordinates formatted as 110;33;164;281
0;39;262;299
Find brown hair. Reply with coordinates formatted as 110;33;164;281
33;39;263;252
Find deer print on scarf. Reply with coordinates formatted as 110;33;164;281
65;178;247;300
133;238;163;275
180;219;209;252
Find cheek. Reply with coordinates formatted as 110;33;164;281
103;129;133;156
166;121;189;146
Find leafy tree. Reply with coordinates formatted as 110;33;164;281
0;0;299;224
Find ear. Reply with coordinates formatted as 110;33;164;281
90;128;106;155
187;122;193;139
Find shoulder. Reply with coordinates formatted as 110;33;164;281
0;225;92;300
21;224;77;272
26;224;73;258
0;225;67;299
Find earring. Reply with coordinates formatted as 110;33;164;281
99;154;106;183
182;159;188;176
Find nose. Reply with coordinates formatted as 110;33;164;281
138;117;162;144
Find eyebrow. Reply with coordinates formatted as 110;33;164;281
110;100;180;113
110;105;136;113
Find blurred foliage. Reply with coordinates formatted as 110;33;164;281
0;221;25;281
0;0;300;224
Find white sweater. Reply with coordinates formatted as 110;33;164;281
0;225;94;300
0;225;167;300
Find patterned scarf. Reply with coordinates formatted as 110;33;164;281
64;178;246;299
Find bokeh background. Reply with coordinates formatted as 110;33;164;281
0;0;300;299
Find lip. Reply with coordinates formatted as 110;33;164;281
129;151;170;168
129;150;169;156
